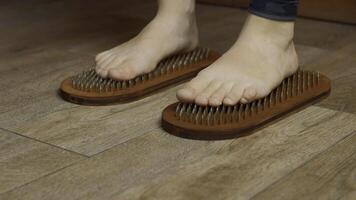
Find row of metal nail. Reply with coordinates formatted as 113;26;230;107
71;48;211;92
175;70;321;125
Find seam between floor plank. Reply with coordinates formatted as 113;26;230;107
0;127;89;158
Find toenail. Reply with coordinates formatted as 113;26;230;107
182;89;193;96
197;95;208;101
195;97;208;105
209;98;221;105
240;98;248;104
246;89;256;98
212;101;222;106
223;98;233;104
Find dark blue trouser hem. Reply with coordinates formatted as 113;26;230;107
249;0;299;21
248;8;297;21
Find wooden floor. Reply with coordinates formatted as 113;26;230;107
1;1;356;199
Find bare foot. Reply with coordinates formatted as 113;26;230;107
177;14;299;106
95;0;198;80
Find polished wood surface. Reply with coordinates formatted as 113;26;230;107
0;129;83;194
0;1;355;199
3;107;355;199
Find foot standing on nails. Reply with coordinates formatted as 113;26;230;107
95;0;299;106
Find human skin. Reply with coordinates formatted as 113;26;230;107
95;0;298;106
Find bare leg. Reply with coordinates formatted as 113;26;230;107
95;0;198;80
177;14;298;106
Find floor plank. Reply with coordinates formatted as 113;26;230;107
0;49;92;128
303;39;356;114
1;106;355;200
10;84;182;156
251;132;356;200
114;107;356;200
0;129;84;194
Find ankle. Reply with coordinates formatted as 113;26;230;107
240;14;295;49
157;0;195;17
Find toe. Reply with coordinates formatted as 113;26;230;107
95;55;117;78
176;87;195;102
240;98;248;104
96;67;111;78
100;55;126;71
108;65;137;80
176;76;210;102
99;56;129;79
195;80;222;106
95;51;110;63
242;87;257;102
208;82;234;106
97;54;115;68
223;84;244;105
96;67;109;78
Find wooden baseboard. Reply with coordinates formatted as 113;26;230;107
198;0;356;24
